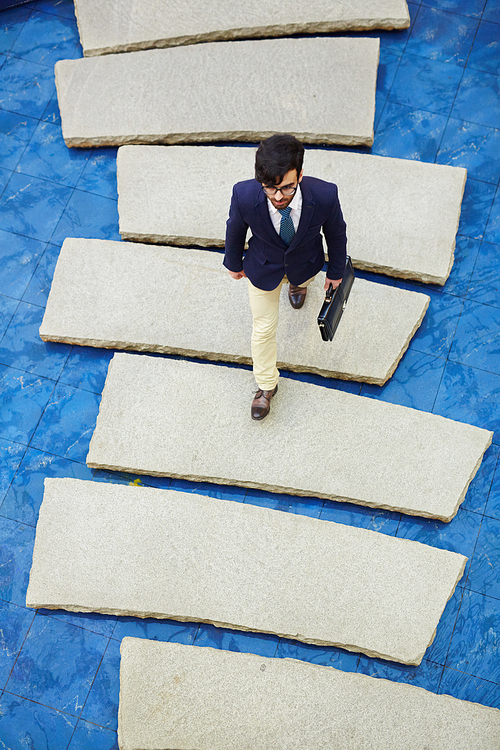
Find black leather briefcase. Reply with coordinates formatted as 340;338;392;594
317;257;355;341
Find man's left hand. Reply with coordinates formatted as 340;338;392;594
324;277;342;291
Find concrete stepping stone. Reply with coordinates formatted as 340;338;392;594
27;477;466;665
74;0;410;56
86;354;492;521
39;238;430;386
118;640;500;750
55;37;379;148
118;145;467;284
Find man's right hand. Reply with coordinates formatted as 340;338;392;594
228;270;247;280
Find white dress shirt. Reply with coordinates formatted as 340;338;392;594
267;184;303;236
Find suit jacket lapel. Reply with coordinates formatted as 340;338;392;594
255;187;288;247
286;179;315;252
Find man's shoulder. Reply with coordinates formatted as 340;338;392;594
232;178;261;198
301;175;338;195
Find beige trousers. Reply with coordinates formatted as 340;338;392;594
247;275;316;390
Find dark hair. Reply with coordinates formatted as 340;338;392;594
255;134;304;185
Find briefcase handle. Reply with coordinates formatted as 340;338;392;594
324;256;354;303
325;283;337;303
324;283;349;314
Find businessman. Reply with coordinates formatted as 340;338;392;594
224;134;347;420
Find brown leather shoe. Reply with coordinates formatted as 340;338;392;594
288;284;307;309
251;385;278;421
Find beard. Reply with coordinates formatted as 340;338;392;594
269;194;293;210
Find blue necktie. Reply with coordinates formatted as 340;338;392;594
278;206;295;245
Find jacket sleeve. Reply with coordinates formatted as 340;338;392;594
323;185;347;280
223;185;249;273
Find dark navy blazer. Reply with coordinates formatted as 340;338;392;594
223;175;347;291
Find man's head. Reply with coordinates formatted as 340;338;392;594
255;134;304;210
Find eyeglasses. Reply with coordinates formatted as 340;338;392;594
262;184;298;197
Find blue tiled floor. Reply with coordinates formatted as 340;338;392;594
0;1;499;746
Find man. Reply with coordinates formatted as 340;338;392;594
224;134;347;420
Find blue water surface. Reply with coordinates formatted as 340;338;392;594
0;1;499;746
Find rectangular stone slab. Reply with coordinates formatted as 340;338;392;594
39;238;430;385
118;145;467;284
118;640;500;750
74;0;410;56
86;354;492;521
26;477;466;665
55;38;379;148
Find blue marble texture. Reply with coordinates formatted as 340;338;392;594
437;118;500;184
16;119;91;187
457;177;497;240
0;171;72;241
445;589;500;683
75;148;118;200
379;1;419;55
0;599;35;685
466;514;500;599
0;363;55;443
360;348;446;411
0;109;38;170
421;0;485;18
397;282;464;358
483;0;500;24
68;720;119;750
0;54;55;118
0;5;32;54
372;100;449;161
30;383;100;463
21;242;61;306
0;693;76;750
77;639;121;731
0;1;499;746
468;20;500;76
462;442;499;515
388;53;464;115
396;506;482;579
0;229;46;298
485;456;500;520
41;96;61;125
0;165;10;197
0;437;25;501
434;360;500;442
0;299;71;379
0;446;94;525
0;294;18;341
424;585;464;665
440;235;481;298
449;298;500;373
58;346;114;394
50;188;120;245
356;653;444;691
452;69;500;130
9;7;81;66
406;6;478;66
484;188;500;246
0;516;35;606
194;623;279;658
275;638;360;672
6;613;108;714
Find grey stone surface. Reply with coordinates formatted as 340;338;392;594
27;477;466;665
40;238;429;385
55;38;379;148
118;640;500;750
86;354;492;521
74;0;409;56
118;145;466;284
